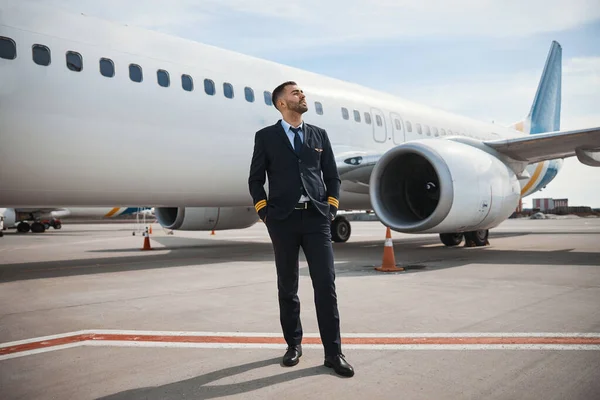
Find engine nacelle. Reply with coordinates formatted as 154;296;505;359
155;207;259;231
0;208;16;227
369;139;521;233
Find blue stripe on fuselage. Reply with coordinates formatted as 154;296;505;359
533;160;562;193
121;207;150;215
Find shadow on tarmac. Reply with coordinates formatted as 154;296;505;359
97;356;341;400
1;231;599;283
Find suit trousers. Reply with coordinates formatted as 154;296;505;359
265;206;341;357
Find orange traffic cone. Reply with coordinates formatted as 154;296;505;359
210;229;215;236
141;228;152;251
149;225;153;234
375;227;404;272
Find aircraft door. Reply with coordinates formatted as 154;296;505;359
390;113;405;144
371;108;387;143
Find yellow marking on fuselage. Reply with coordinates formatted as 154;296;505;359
520;162;544;195
104;207;121;217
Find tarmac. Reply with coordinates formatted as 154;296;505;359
1;218;599;399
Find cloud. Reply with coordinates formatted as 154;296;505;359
25;0;600;54
395;57;600;129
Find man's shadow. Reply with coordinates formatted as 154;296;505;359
98;356;339;399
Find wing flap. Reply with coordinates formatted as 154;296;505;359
484;127;600;164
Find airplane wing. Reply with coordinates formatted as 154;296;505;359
333;126;600;189
484;127;600;166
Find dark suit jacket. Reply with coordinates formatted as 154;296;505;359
248;120;341;221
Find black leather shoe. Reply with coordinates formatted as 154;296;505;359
324;354;354;377
282;345;302;366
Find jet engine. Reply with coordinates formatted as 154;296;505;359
155;207;259;231
369;139;521;233
0;208;16;227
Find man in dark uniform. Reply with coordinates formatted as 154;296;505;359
248;81;354;377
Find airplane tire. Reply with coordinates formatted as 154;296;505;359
17;222;31;233
331;216;351;243
440;233;463;246
464;230;489;246
31;222;46;233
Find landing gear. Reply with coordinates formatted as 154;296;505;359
439;233;463;247
17;222;31;233
464;229;489;247
440;230;489;247
331;216;351;243
31;222;46;233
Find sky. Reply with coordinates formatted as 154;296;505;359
29;0;600;208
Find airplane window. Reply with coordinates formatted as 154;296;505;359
181;74;193;91
416;123;422;134
129;64;143;82
353;110;361;122
395;119;402;130
0;37;16;60
204;79;215;95
157;69;170;87
341;107;349;120
315;102;323;115
264;91;273;106
99;58;114;77
244;87;254;102
406;121;412;132
223;82;234;99
32;44;51;66
440;128;446;136
432;127;439;137
376;115;382;127
424;125;431;136
364;112;372;124
66;51;82;72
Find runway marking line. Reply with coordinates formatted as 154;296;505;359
2;330;600;360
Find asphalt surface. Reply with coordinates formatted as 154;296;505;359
1;218;599;399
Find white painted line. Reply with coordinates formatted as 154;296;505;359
79;330;600;338
83;341;600;352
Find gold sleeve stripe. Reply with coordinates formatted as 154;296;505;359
254;200;267;212
328;197;339;207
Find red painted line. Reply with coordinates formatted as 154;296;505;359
3;334;600;356
0;334;93;356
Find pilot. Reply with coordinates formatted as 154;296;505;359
248;81;354;377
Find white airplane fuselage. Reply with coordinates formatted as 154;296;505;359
0;3;555;212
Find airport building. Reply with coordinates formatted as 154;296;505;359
533;198;568;211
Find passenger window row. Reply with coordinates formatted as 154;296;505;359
0;36;298;109
405;120;465;138
340;107;380;126
1;36;488;136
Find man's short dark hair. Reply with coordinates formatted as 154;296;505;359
272;81;297;110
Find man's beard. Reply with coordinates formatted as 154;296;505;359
288;101;308;114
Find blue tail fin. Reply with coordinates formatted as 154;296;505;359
527;41;562;134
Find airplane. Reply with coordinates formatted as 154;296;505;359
0;207;153;233
0;1;599;246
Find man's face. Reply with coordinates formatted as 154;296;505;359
281;84;308;114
